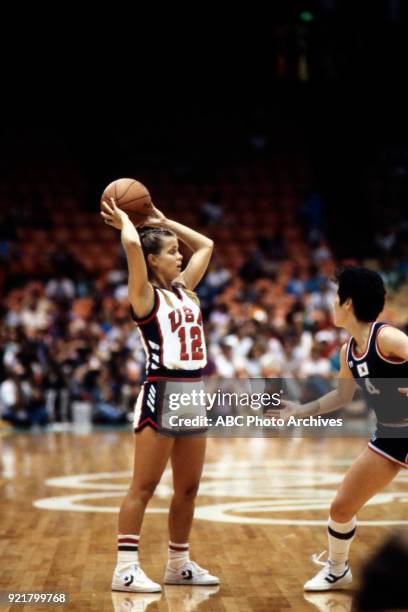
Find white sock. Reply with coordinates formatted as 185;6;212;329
328;516;356;575
117;534;139;571
168;541;190;570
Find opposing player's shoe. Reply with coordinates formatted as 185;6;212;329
112;564;161;593
164;560;220;586
304;553;352;591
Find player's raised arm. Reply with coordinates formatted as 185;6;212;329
141;205;214;290
100;198;154;317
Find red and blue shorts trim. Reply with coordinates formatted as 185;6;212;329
368;425;408;468
134;376;204;434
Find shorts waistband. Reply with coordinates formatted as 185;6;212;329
378;419;408;428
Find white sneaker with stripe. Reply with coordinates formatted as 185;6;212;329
304;552;352;591
164;560;220;586
112;564;161;593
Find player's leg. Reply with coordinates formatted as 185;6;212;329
305;446;401;591
165;436;219;585
113;426;174;593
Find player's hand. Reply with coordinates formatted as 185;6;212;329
140;204;167;227
398;387;408;397
266;400;304;424
100;198;129;230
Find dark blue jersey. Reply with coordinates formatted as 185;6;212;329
346;322;408;424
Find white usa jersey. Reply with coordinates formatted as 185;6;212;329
130;285;207;379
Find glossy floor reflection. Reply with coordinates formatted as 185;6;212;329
1;431;407;611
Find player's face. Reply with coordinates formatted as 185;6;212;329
156;236;183;280
332;293;347;327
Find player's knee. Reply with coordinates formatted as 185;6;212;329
173;481;200;502
330;497;354;523
131;481;159;505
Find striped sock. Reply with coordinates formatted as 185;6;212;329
328;516;356;575
117;534;139;570
168;541;190;570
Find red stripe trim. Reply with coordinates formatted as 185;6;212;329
367;442;408;468
118;537;140;544
147;376;202;382
351;322;375;360
135;417;158;431
169;544;189;551
156;311;164;367
174;286;184;301
138;325;152;372
132;289;160;326
133;385;145;428
375;325;407;364
345;338;353;371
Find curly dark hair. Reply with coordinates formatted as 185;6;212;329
334;266;386;322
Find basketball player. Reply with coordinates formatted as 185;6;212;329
100;199;219;592
270;266;408;591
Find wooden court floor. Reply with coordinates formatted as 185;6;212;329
1;429;407;611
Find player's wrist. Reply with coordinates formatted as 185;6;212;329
160;216;172;228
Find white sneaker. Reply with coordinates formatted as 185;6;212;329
112;564;162;593
304;552;352;591
164;560;220;586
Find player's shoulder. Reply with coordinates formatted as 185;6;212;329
340;342;348;354
376;322;406;341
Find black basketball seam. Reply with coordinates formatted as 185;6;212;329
116;180;136;202
121;193;152;203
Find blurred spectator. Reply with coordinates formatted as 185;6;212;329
375;225;397;257
1;156;408;426
200;191;224;226
300;190;325;240
45;277;75;303
0;364;48;428
211;342;247;378
299;344;334;398
47;240;83;278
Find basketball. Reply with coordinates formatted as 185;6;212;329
101;178;154;217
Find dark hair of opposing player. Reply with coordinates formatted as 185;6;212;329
334;266;386;322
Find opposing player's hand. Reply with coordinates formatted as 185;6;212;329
100;198;129;230
266;400;304;424
140;204;167;227
398;387;408;397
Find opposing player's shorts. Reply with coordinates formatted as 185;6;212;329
368;423;408;468
134;378;208;436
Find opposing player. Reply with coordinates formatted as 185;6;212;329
100;199;219;592
270;266;408;591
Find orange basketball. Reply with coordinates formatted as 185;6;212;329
101;178;154;217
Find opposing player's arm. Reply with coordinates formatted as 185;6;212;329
302;343;357;416
165;219;214;290
377;326;408;361
101;199;154;317
268;344;357;420
377;326;408;395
